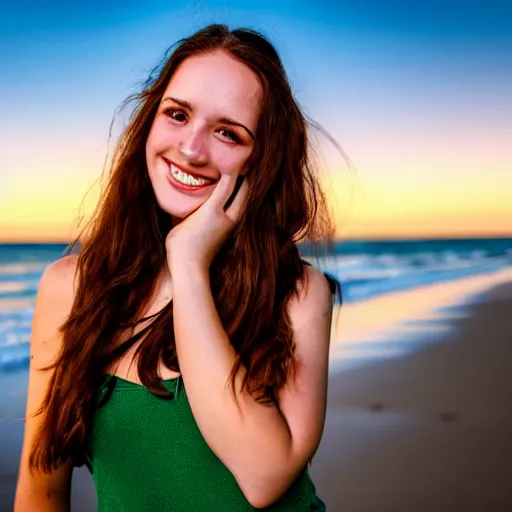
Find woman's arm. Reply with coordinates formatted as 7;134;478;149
14;256;78;511
172;263;332;508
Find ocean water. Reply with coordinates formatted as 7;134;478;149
0;239;511;373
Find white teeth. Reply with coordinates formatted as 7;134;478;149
170;164;209;187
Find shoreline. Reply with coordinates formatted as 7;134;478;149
329;267;512;373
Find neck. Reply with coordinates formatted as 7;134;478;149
158;265;173;298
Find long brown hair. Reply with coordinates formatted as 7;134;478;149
30;24;338;472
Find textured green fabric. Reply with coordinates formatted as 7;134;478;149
86;374;326;511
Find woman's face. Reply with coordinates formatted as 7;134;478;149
145;50;262;219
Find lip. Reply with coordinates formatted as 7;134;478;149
165;159;216;193
163;157;218;183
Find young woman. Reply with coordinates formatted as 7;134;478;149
15;24;339;511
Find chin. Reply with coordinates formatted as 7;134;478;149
154;192;205;220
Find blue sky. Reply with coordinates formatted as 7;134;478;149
2;0;511;35
1;1;511;240
2;0;509;137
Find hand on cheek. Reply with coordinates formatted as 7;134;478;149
165;173;249;272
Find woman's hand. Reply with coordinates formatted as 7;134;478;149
165;173;248;273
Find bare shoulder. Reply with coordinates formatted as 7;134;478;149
32;254;79;360
286;263;333;380
40;253;79;298
288;264;333;329
32;254;79;363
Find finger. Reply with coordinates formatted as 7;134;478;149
225;179;248;222
207;173;239;211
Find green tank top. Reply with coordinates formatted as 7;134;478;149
86;373;326;511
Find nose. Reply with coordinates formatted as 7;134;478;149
179;126;208;166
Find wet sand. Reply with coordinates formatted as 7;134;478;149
1;270;511;511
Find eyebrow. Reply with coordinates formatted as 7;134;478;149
162;96;255;140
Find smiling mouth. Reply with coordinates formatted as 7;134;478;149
164;159;217;188
170;164;211;186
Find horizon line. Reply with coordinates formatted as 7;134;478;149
1;234;512;245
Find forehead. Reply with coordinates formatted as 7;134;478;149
164;51;262;126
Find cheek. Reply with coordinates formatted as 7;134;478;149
214;147;253;175
147;120;178;155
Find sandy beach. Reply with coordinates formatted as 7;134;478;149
1;269;511;511
312;269;512;511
